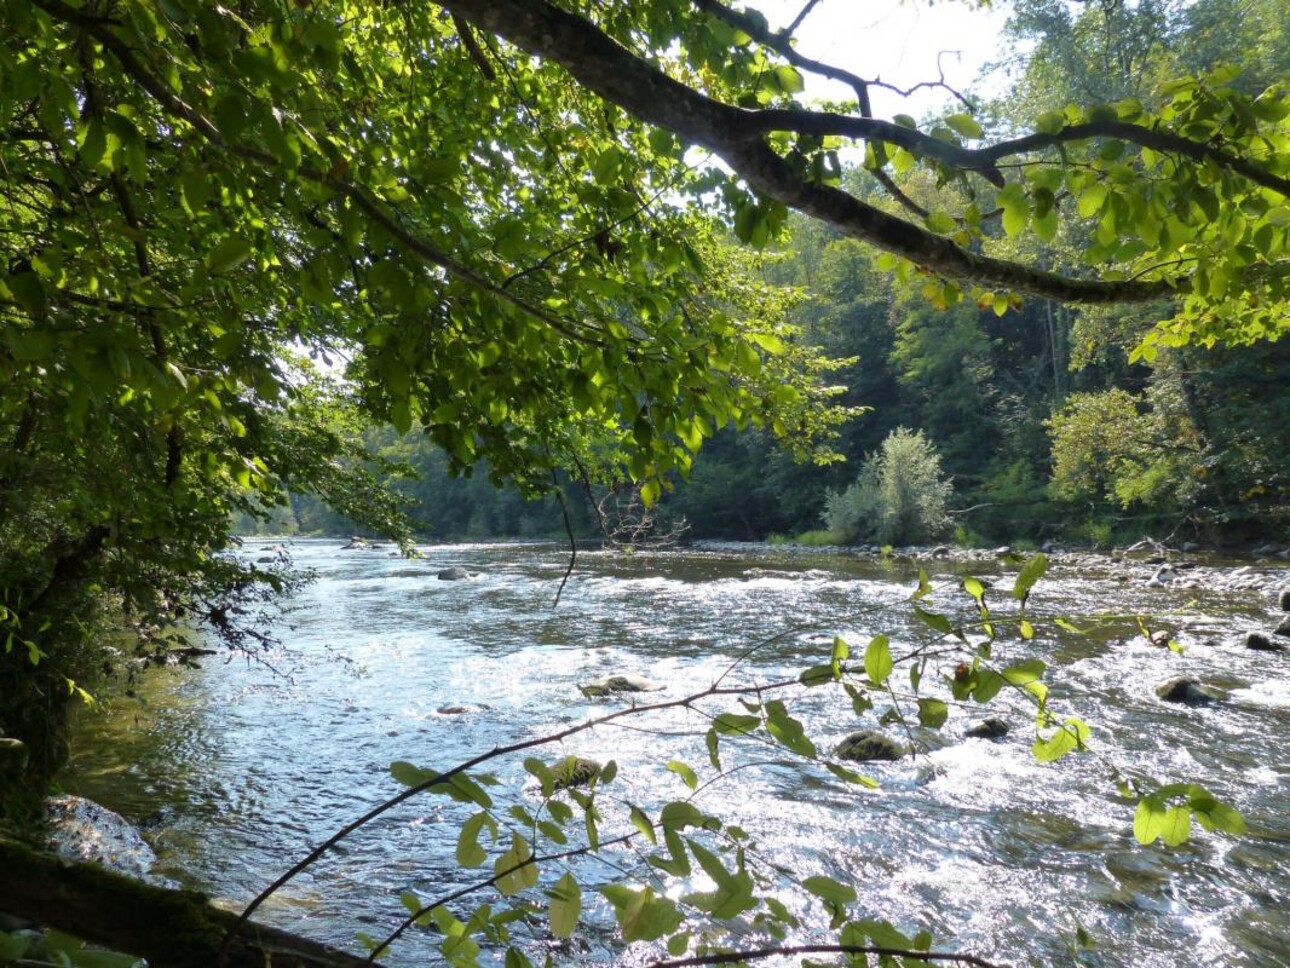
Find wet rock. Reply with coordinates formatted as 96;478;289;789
1275;616;1290;639
1154;677;1218;706
1182;542;1202;553
1279;587;1290;611
550;757;601;791
44;795;159;882
437;566;471;580
1146;565;1176;587
578;674;665;697
256;555;275;564
341;536;369;550
965;718;1010;740
436;703;492;715
836;730;905;762
1245;632;1285;652
992;546;1014;558
1252;543;1280;556
930;546;950;558
1145;629;1174;649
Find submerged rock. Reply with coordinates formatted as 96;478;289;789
1154;677;1219;706
965;718;1010;740
578;674;664;697
437;566;471;581
836;730;905;762
1245;632;1285;652
436;703;491;715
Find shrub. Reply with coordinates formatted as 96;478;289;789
824;428;953;545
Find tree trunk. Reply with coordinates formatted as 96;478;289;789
0;840;383;968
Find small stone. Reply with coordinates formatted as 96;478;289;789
836;730;905;762
578;674;665;697
993;546;1014;557
1155;676;1217;705
1245;632;1285;652
437;566;471;580
965;718;1010;740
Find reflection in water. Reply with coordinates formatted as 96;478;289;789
64;540;1290;967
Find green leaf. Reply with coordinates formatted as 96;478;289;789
593;146;624;185
917;697;948;728
773;64;805;94
600;885;684;942
494;832;537;896
864;634;893;686
925;211;956;234
713;712;759;735
390;760;433;787
456;811;493;867
826;762;879;788
913;607;954;635
666;759;698;790
1033;718;1090;763
205;237;253;274
803;874;857;907
765;700;817;757
945;113;984;139
629;804;657;844
1013;553;1049;601
548;872;582;938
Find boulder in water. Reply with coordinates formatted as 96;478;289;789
44;795;159;882
550;757;601;791
437;566;471;581
1154;676;1218;705
341;536;369;550
1245;632;1285;652
965;718;1010;740
1279;587;1290;611
1275;616;1290;639
836;730;905;762
578;674;665;697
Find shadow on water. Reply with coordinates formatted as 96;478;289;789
63;539;1290;967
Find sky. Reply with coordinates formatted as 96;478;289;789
753;0;1015;118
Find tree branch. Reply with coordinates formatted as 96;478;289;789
436;0;1178;303
648;943;1008;968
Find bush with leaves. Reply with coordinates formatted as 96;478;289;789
825;428;953;545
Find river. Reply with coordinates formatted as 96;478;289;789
63;539;1290;967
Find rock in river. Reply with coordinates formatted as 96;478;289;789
836;730;905;762
44;795;159;881
550;757;602;790
1155;676;1219;706
437;566;471;580
1279;587;1290;611
1245;632;1285;652
965;718;1010;740
578;674;664;697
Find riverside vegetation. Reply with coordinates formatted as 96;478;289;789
1;0;1288;965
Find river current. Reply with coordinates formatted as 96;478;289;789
64;539;1290;967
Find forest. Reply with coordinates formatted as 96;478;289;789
2;0;1288;965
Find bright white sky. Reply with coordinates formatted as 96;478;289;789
755;0;1013;118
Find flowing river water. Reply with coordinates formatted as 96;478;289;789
63;539;1290;967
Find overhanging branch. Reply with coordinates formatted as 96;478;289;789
439;0;1176;302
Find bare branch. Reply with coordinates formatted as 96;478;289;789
648;943;1009;968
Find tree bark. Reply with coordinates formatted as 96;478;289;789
0;840;383;968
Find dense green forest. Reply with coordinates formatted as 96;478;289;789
3;0;1289;963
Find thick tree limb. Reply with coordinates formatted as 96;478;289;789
439;0;1175;303
0;840;382;968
